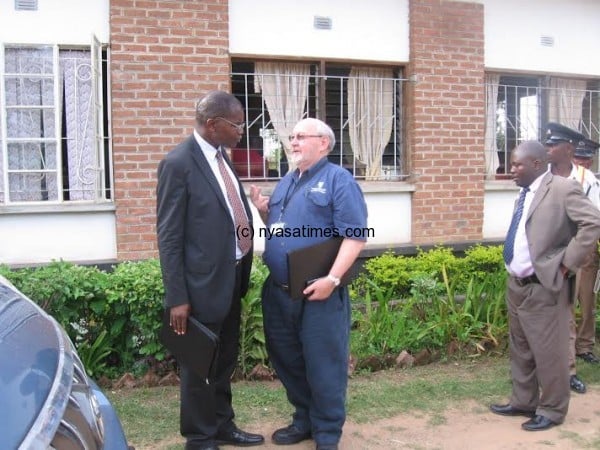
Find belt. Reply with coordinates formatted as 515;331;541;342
513;273;540;287
272;280;289;292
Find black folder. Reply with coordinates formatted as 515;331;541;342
159;309;219;380
287;237;351;300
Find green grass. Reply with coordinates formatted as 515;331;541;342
107;353;600;449
108;356;510;448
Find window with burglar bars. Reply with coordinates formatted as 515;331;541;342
486;74;600;178
230;61;406;181
0;40;112;204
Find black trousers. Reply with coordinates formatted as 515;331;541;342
180;265;242;449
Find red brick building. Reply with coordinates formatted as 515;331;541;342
1;0;599;265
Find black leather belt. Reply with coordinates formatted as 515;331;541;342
513;273;540;287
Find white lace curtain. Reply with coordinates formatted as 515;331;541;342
484;74;500;177
1;47;94;202
4;47;56;201
547;77;587;130
61;50;95;201
254;62;310;171
347;67;394;180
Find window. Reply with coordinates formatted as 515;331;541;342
486;74;600;177
0;40;111;204
231;61;406;181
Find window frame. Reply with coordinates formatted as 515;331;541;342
488;73;600;177
0;39;112;205
230;60;407;181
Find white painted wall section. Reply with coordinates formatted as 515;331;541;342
229;0;409;62
483;0;600;76
0;212;117;265
0;0;110;45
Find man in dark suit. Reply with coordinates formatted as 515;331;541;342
156;91;264;450
490;140;600;431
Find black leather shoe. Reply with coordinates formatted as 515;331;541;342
215;426;264;447
521;415;557;431
272;424;312;445
316;445;339;450
577;351;600;364
570;374;587;394
490;403;535;418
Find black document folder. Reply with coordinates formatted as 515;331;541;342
287;237;350;300
159;309;219;380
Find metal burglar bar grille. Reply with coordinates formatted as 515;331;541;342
486;75;600;177
230;63;407;181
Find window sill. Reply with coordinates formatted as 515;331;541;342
242;180;415;195
0;202;116;215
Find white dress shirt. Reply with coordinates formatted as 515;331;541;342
194;130;247;260
568;163;600;211
506;170;548;278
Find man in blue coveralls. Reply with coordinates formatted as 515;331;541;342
250;118;368;450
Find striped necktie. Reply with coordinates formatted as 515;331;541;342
216;150;252;256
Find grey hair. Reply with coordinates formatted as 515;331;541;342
297;118;336;152
195;91;243;125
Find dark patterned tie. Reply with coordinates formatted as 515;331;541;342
216;150;252;256
503;187;529;265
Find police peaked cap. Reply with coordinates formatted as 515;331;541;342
544;122;586;146
574;138;600;159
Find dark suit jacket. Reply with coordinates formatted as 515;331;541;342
156;135;253;323
523;172;600;293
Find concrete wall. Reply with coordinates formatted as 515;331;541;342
0;0;110;44
228;0;409;62
2;0;599;265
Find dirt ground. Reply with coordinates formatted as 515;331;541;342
247;388;600;450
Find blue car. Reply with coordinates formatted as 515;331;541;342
0;275;130;449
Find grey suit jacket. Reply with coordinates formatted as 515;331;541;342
156;135;253;323
524;172;600;293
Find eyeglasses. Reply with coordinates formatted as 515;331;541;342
289;134;323;141
215;117;245;132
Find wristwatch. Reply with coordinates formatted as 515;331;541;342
327;274;341;287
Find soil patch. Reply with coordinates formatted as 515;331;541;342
248;388;600;449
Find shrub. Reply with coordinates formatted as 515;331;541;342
0;244;509;379
104;259;165;374
238;258;269;375
351;251;411;299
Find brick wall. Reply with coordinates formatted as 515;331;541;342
407;0;485;244
110;0;230;260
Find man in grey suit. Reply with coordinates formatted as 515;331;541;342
157;91;264;450
490;140;600;431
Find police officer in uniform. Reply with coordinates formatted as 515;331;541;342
250;118;368;450
571;138;600;364
545;123;600;394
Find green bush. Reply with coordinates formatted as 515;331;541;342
351;251;412;299
0;244;509;379
104;259;165;374
349;245;508;368
238;259;269;375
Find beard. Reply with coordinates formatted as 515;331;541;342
290;152;304;166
